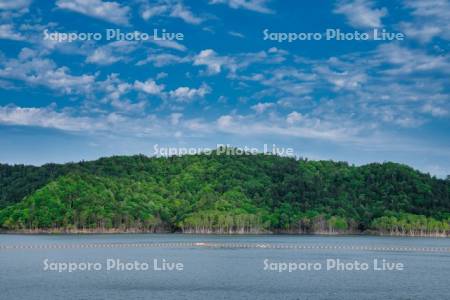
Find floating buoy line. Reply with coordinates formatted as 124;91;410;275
0;242;449;253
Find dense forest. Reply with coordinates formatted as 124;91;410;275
0;149;449;236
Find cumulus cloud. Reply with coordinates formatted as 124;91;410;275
399;0;450;42
217;115;234;129
169;84;211;102
286;111;303;124
134;79;165;95
0;0;31;17
233;41;449;133
0;48;96;95
0;24;25;40
377;44;450;75
193;49;228;75
251;102;274;113
314;65;366;90
334;0;387;28
97;74;149;113
399;22;442;43
192;48;282;76
56;0;130;25
86;41;137;65
405;0;450;20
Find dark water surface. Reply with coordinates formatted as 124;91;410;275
0;234;449;300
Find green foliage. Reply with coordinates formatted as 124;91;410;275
371;213;449;236
0;152;449;234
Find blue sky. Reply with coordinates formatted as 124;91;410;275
0;0;449;177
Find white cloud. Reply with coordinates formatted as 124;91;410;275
0;104;168;135
0;0;31;10
0;0;31;17
156;72;168;80
136;53;188;67
209;0;274;14
192;49;277;76
181;118;211;133
334;0;387;28
0;24;25;40
243;67;316;97
399;22;442;43
169;84;211;102
373;106;425;128
406;0;450;19
315;65;366;90
228;31;245;38
149;38;187;52
134;79;165;95
141;4;168;20
141;0;204;24
217;115;233;129
215;112;362;142
56;0;129;25
86;41;137;65
421;103;448;117
170;112;183;125
377;44;450;75
0;48;96;95
109;99;147;112
148;31;187;51
251;102;274;113
399;0;450;42
86;50;120;66
97;73;148;113
169;3;204;24
0;105;103;131
193;49;227;74
286;111;303;124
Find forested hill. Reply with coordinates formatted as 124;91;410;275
0;152;449;235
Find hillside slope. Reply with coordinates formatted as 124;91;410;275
0;152;449;235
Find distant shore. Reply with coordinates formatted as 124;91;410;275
1;229;448;237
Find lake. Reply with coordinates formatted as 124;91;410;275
0;234;449;299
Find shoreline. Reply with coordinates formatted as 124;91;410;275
0;229;448;238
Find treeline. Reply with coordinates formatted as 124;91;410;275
180;211;265;234
371;213;449;237
0;151;449;235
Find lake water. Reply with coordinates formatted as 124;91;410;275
0;234;449;299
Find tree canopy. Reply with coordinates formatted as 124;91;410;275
0;151;449;235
